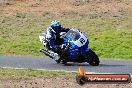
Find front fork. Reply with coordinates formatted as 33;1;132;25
81;48;91;62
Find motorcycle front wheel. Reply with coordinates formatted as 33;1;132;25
87;49;100;66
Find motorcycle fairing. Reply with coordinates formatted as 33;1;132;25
63;35;90;61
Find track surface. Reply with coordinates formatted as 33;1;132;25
0;56;132;74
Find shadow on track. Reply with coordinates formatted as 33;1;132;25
98;64;124;67
61;63;125;67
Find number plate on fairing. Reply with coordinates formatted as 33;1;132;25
71;33;87;47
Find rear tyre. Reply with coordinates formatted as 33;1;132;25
87;49;100;66
56;59;61;63
60;55;68;65
62;61;67;65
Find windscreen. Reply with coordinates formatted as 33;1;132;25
65;30;81;41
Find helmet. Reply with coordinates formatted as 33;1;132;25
50;20;61;33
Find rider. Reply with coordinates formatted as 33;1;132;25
45;20;70;51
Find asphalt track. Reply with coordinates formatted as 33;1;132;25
0;56;132;74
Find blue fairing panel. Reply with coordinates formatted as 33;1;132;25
65;42;80;59
81;42;90;60
66;49;80;59
63;36;90;60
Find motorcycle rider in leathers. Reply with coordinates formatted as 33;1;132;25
44;20;70;55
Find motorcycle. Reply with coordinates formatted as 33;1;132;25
39;28;100;66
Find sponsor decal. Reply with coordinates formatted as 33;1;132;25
76;67;131;85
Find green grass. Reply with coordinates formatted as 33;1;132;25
0;13;132;59
0;68;75;79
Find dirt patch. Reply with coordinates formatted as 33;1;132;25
0;76;131;88
0;0;132;18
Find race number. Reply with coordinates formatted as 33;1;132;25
79;38;85;44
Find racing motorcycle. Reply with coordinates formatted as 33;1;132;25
39;28;100;66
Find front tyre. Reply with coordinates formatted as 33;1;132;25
87;49;100;66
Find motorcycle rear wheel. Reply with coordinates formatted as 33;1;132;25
56;59;61;63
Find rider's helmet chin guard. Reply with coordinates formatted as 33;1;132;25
50;20;61;33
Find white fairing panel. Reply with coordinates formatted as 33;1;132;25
71;33;87;47
39;33;46;45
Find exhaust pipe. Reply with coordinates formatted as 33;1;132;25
40;49;51;57
40;49;60;60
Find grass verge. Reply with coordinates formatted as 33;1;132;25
0;67;75;79
0;13;132;59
